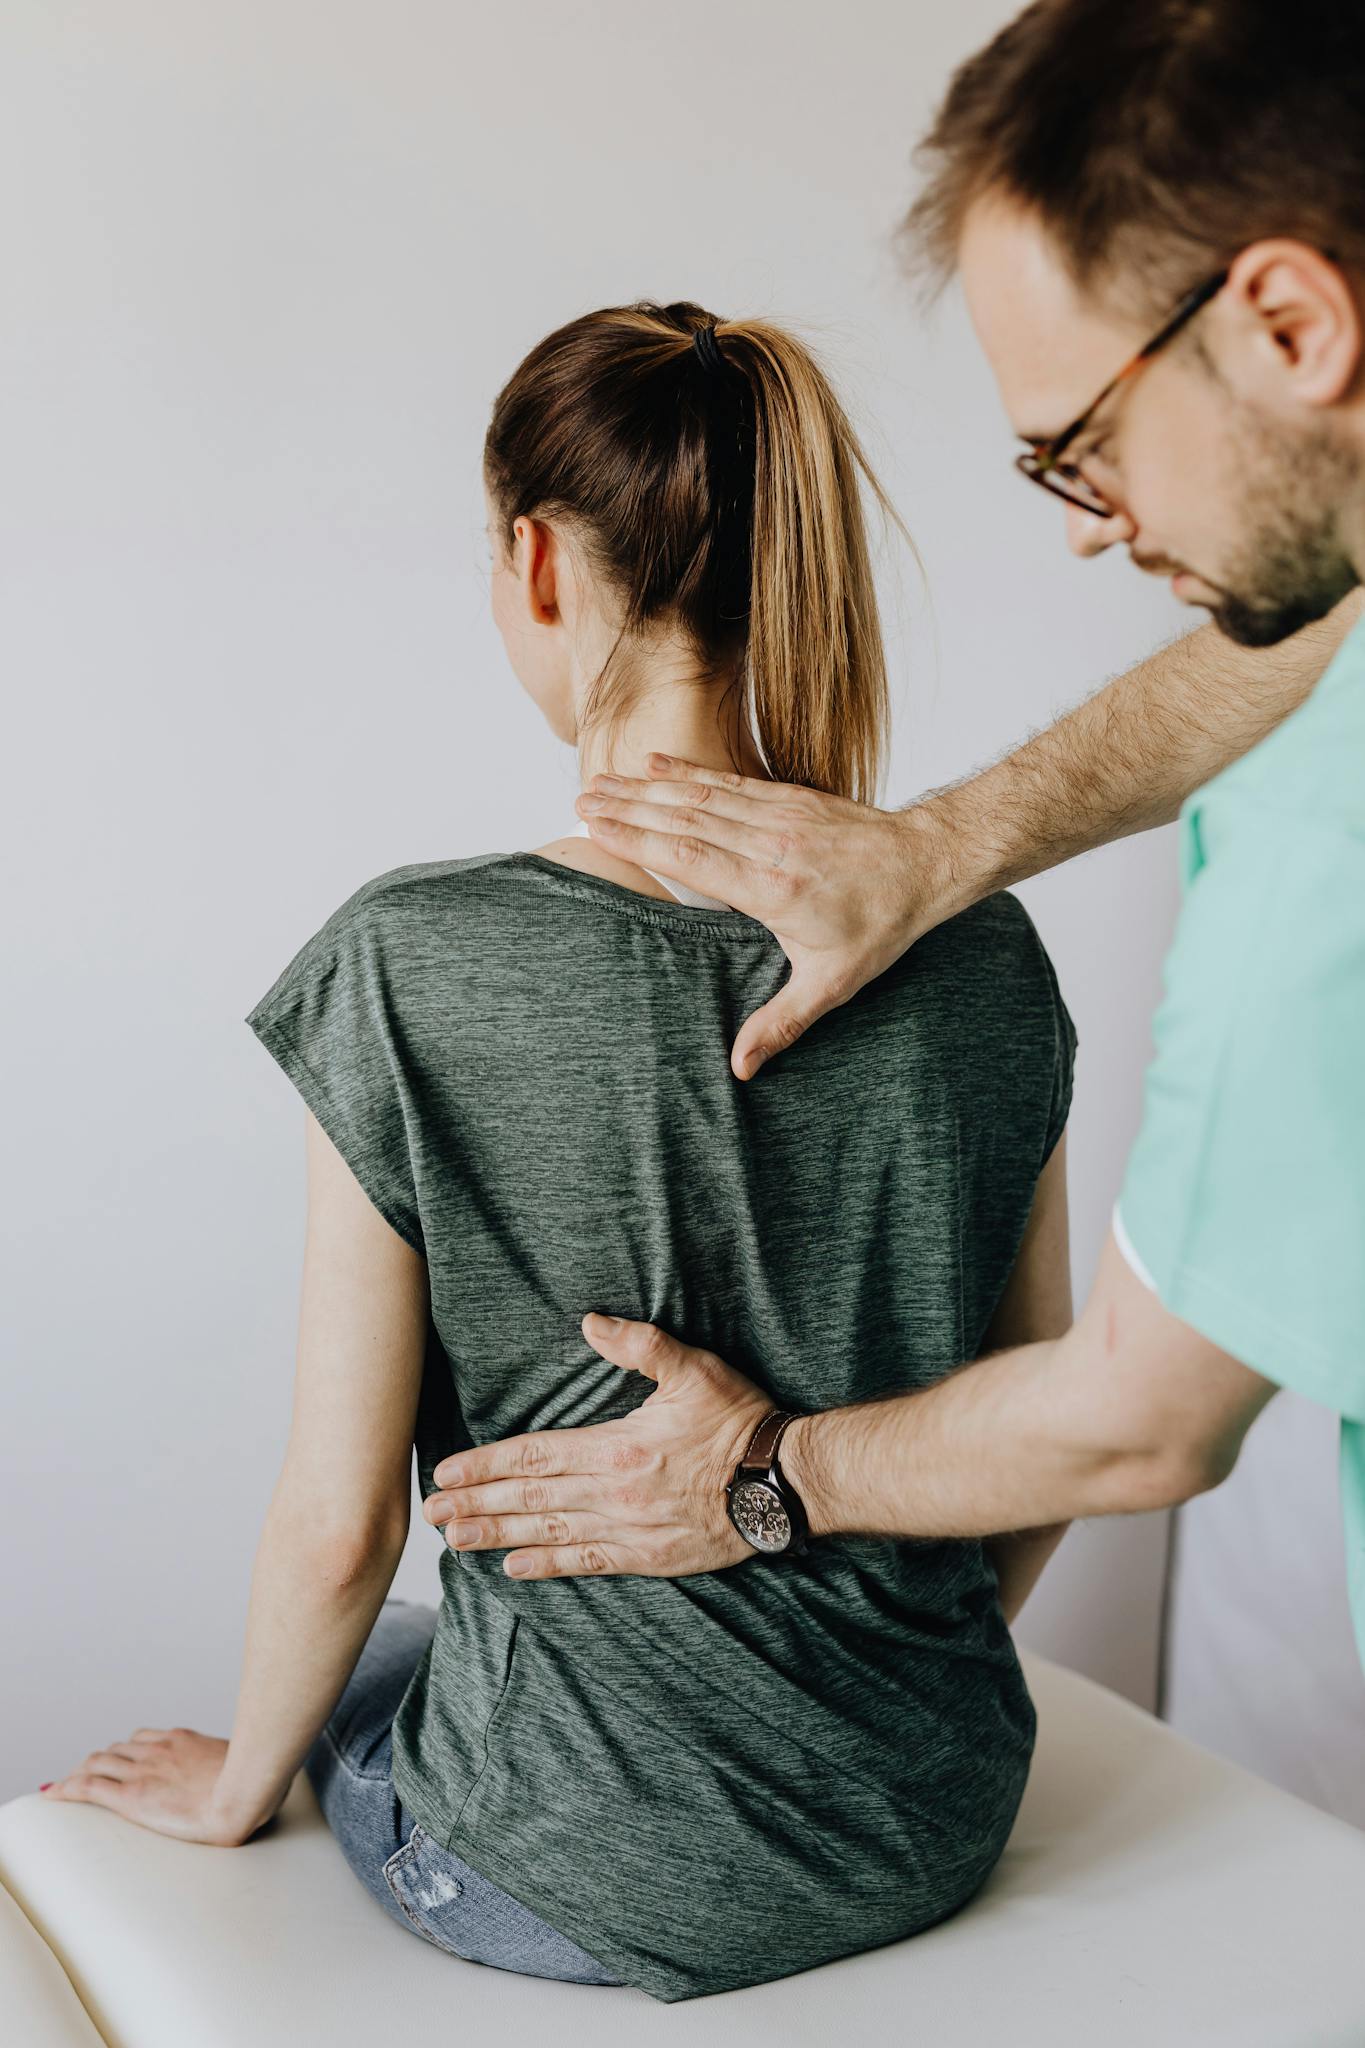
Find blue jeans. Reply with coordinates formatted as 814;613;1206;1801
303;1597;625;1985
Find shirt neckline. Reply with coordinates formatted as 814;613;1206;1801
508;851;773;938
568;818;732;911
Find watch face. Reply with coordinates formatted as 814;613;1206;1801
729;1479;792;1554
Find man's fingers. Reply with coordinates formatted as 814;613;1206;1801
577;788;792;870
437;1508;606;1552
730;976;844;1082
580;1312;707;1383
431;1424;616;1492
425;1473;600;1524
583;773;757;817
501;1543;630;1581
643;754;793;801
579;817;788;914
581;772;785;828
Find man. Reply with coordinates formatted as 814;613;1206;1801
421;0;1365;1677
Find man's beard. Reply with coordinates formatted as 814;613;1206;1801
1199;415;1361;648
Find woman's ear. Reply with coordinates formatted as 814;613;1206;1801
513;513;563;628
1220;239;1363;410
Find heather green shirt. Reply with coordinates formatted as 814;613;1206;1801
1118;613;1365;1676
246;854;1075;2001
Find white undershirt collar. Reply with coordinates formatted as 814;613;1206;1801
570;820;731;911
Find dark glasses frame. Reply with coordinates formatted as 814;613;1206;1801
1015;268;1231;516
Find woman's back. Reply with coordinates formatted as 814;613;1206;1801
244;845;1075;2000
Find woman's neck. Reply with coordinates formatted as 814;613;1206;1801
575;674;770;789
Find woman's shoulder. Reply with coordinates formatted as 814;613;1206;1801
874;886;1073;1062
913;887;1057;984
264;855;535;990
326;851;535;926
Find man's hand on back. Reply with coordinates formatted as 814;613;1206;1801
576;757;943;1080
423;1313;781;1578
573;606;1365;1080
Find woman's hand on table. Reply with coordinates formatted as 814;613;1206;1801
40;1728;266;1846
424;1313;782;1578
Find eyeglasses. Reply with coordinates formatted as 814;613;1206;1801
1015;269;1230;517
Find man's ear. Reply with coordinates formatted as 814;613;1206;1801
1220;239;1362;409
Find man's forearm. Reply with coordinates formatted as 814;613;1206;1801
781;1333;1205;1544
909;593;1363;923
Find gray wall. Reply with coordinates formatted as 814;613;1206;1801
4;0;1195;1807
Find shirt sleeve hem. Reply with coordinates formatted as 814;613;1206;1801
1111;1202;1158;1293
247;1008;426;1257
1159;1263;1365;1424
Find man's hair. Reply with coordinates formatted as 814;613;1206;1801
899;0;1365;316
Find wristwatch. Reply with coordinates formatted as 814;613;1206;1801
725;1409;810;1557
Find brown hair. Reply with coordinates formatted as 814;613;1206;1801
483;300;914;803
899;0;1365;316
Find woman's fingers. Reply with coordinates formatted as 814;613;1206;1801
43;1772;130;1808
86;1744;146;1771
43;1732;172;1796
41;1730;238;1844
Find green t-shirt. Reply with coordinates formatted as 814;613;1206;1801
246;854;1075;2001
1118;614;1365;1675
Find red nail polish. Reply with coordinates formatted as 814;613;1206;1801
39;1782;53;1791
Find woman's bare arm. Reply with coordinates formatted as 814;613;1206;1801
210;1110;429;1837
977;1133;1073;1623
42;1111;428;1842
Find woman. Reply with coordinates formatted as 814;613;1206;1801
39;301;1076;2003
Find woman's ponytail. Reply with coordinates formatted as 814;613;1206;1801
484;301;915;802
718;320;907;802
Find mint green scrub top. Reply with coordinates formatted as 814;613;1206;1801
1116;612;1365;1674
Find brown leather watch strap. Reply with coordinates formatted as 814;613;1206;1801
739;1408;798;1474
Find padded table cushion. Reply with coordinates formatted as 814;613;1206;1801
0;1883;107;2048
1;1654;1362;2047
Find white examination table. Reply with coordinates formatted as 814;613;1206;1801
2;1653;1362;2048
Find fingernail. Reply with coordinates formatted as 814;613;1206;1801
578;794;604;812
593;775;622;791
505;1556;531;1576
647;754;673;771
39;1782;53;1792
587;1313;622;1332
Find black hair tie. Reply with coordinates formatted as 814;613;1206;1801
692;323;727;374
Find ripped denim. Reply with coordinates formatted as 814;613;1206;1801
303;1596;625;1986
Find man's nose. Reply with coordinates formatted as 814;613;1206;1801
1065;501;1134;557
